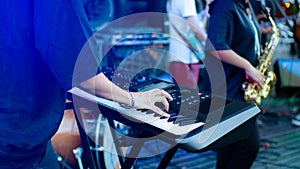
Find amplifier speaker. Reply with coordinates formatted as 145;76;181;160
274;59;300;96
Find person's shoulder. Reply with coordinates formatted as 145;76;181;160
212;0;234;5
174;0;195;6
211;0;235;9
210;0;236;15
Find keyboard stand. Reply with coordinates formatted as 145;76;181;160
156;144;180;169
73;104;97;169
105;116;143;169
99;104;185;169
105;116;186;169
71;93;182;169
105;116;181;169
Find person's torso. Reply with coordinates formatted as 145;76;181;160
203;0;261;100
0;0;75;164
167;0;200;64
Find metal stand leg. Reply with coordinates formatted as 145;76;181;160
73;147;84;169
56;155;73;169
157;145;180;169
106;118;145;169
74;106;97;169
106;117;180;169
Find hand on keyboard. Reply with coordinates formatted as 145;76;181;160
133;89;173;117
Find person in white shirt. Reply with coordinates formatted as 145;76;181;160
166;0;208;88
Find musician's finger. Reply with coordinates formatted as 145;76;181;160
160;98;170;111
151;106;170;118
255;74;264;87
161;90;173;101
258;79;264;87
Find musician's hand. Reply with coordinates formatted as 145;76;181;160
245;66;264;87
132;89;173;118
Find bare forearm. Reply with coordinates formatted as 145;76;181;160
186;16;207;41
211;49;264;86
79;73;173;117
79;73;132;106
216;50;252;70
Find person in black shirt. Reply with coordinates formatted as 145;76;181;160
0;0;172;168
202;0;264;168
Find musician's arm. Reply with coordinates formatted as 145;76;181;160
198;3;211;32
210;49;264;87
79;73;173;117
186;16;207;41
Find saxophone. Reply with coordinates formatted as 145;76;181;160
242;5;280;105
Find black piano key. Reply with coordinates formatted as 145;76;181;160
173;117;194;124
169;113;179;117
160;116;168;119
145;110;154;115
153;113;159;117
167;117;176;123
178;119;198;126
167;119;175;123
159;109;174;119
167;114;179;122
137;108;148;112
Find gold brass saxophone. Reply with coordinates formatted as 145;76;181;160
242;5;280;105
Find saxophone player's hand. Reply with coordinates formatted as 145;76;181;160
245;66;264;87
